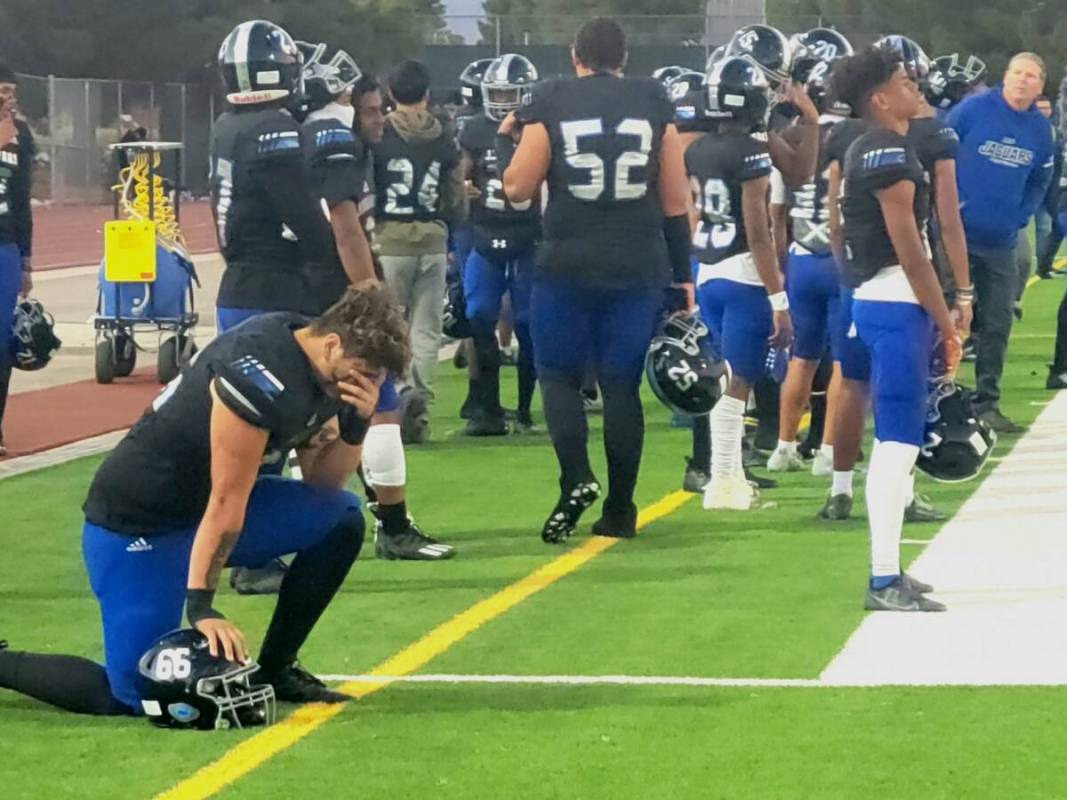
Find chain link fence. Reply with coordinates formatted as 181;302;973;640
15;73;217;205
411;14;882;97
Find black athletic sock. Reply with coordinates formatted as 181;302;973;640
0;647;132;715
471;329;502;416
378;501;409;537
803;356;832;450
0;361;12;437
691;413;711;472
540;375;593;492
601;381;644;513
753;376;779;451
515;321;536;417
258;509;365;673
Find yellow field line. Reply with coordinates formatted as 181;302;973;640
157;490;694;800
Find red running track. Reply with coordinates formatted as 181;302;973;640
1;370;161;459
30;201;219;272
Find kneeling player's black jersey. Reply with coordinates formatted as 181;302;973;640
516;75;674;290
685;130;773;266
209;108;334;314
841;128;929;288
460;113;541;258
84;313;359;535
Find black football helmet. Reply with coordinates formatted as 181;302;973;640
725;24;793;88
481;54;538;121
218;20;303;106
11;298;61;371
665;70;704;103
653;65;688;89
137;629;276;730
704;56;772;129
790;28;853;114
459;58;495;108
918;382;996;482
924;54;987;111
297;41;361;112
646;312;727;416
875;35;931;84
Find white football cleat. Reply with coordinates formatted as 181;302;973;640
811;449;833;477
766;447;805;472
703;471;760;511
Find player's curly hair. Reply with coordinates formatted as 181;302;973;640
830;46;902;117
310;281;410;375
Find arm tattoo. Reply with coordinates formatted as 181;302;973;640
205;529;242;591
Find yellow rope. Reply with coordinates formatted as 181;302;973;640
111;152;186;252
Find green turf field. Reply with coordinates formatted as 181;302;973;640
1;278;1065;799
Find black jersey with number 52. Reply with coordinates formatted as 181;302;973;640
684;130;773;266
516;75;674;289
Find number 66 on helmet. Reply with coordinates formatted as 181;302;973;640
137;629;276;730
645;311;727;416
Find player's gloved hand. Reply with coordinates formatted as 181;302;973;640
337;368;384;420
464;179;482;200
195;617;249;664
770;309;793;350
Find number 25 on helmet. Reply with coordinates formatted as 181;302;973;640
646;311;727;416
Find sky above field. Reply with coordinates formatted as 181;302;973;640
444;0;484;41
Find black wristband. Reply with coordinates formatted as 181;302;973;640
338;405;371;445
664;214;693;284
186;589;224;626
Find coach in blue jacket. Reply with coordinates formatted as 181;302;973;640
950;52;1054;433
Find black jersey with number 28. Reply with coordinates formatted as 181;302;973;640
684;130;773;266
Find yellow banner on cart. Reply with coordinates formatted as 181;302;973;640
104;220;157;282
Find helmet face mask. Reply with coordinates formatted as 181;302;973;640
298;41;361;112
481;54;538;121
646;312;727;417
925;53;987;110
917;382;997;483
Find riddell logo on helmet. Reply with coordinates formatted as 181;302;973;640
231;90;286;104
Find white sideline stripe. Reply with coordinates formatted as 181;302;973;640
316;672;1067;689
0;429;128;481
820;391;1067;687
317;673;824;688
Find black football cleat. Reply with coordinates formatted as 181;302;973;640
683;458;710;493
463;413;508;437
257;662;349;704
375;518;456;561
542;480;601;544
592;503;638;539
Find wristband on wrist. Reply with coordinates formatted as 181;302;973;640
186;588;224;626
769;291;789;312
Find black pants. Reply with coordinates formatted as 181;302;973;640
970;248;1017;409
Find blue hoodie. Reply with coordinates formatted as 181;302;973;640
949;87;1054;253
